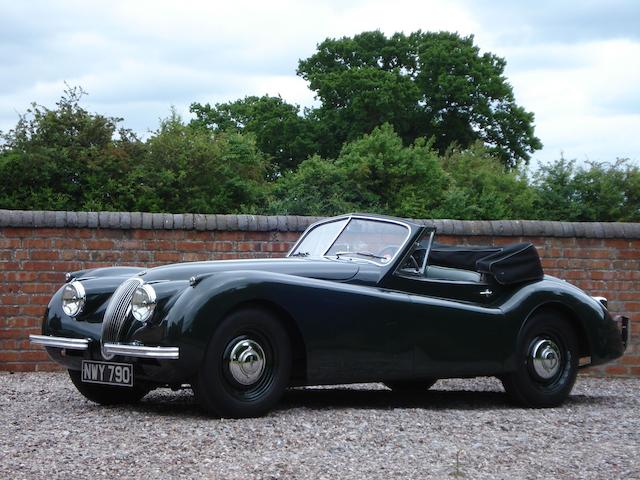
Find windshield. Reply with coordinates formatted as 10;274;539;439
290;217;410;264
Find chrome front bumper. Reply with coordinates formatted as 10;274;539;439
102;343;179;359
29;334;90;350
29;335;179;360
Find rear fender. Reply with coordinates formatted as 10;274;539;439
500;279;620;370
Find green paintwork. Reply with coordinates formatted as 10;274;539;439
42;214;626;387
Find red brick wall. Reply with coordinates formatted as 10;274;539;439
0;212;638;376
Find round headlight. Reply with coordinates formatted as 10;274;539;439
131;284;157;323
61;281;86;317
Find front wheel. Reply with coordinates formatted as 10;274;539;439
68;370;149;405
193;308;291;418
501;312;578;408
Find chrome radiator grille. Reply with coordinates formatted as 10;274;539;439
101;277;142;357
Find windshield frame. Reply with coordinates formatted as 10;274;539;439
287;214;413;266
393;228;436;277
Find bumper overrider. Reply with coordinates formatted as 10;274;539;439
614;315;630;351
29;335;179;360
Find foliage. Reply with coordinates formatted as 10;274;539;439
268;155;353;215
435;144;536;220
135;110;269;213
0;90;269;214
271;124;448;217
298;30;542;168
532;158;640;222
0;86;140;211
189;96;316;174
0;84;637;223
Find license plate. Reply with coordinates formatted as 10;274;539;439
81;360;133;387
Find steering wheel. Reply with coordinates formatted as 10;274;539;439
404;254;420;270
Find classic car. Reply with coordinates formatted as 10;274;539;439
30;213;629;417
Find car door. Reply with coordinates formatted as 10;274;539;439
381;236;511;378
286;276;417;384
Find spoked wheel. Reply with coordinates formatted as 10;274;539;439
68;370;150;405
193;308;291;418
501;312;578;408
384;379;437;392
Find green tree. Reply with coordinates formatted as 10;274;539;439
435;144;536;219
135;110;269;213
298;30;541;168
268;155;353;215
0;86;142;211
271;124;448;217
533;158;640;221
190;95;316;174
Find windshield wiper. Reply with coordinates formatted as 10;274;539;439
290;251;310;257
333;251;387;261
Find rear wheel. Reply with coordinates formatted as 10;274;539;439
68;370;149;405
501;312;578;408
384;379;437;392
193;308;291;418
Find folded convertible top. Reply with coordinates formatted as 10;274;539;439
428;243;544;285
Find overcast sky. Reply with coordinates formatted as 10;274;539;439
1;0;639;167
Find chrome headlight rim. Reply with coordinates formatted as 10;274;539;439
61;281;86;317
131;283;157;323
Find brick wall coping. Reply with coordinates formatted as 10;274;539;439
1;209;640;238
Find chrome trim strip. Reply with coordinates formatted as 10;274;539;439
593;296;608;308
287;216;349;257
324;217;352;256
29;334;90;350
419;230;435;274
102;343;180;359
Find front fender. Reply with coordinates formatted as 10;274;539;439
162;270;317;379
163;269;417;383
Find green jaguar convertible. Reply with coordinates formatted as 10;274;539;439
30;214;629;417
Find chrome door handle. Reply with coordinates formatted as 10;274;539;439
479;289;493;297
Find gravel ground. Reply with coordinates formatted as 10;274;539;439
0;373;638;479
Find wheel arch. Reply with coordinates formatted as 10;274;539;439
223;299;308;384
523;302;591;358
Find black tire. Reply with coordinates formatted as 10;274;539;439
501;312;578;408
68;370;149;405
193;307;291;418
384;379;437;392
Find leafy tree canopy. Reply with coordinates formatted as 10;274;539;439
532;158;640;222
0;86;141;211
1;80;637;223
435;144;536;220
0;89;269;214
190;95;316;174
297;30;542;168
271;124;448;217
137;110;269;213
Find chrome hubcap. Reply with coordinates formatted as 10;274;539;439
530;338;561;380
228;339;266;386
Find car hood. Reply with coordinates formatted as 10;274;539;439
140;258;360;283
